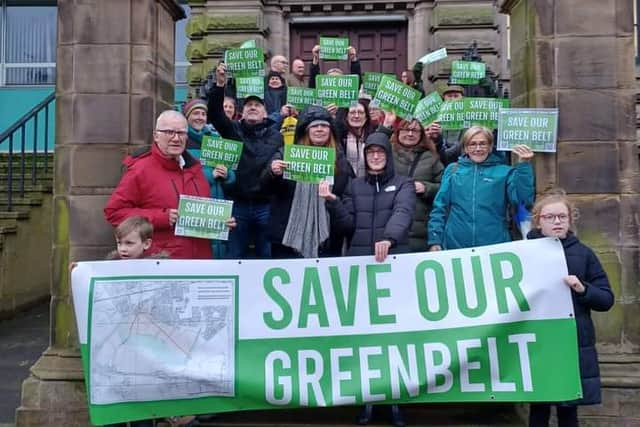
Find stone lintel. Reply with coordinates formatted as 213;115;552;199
30;349;84;381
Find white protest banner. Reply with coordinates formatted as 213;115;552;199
72;239;581;426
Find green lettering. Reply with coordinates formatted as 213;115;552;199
298;267;329;328
329;265;359;326
490;252;530;313
415;260;448;321
366;264;396;325
262;268;293;329
452;256;487;318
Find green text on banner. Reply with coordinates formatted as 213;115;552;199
319;37;349;60
413;91;444;127
371;75;422;120
450;60;486;85
224;47;264;77
437;97;510;130
287;87;320;111
497;108;559;153
175;195;233;240
315;74;359;108
362;72;395;96
235;76;264;100
200;135;243;170
283;145;336;184
71;239;582;426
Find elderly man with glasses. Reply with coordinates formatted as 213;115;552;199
104;110;216;259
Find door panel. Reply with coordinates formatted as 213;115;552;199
290;22;407;82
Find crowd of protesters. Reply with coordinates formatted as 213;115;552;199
101;45;613;427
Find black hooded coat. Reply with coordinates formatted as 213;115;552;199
327;132;416;256
261;105;355;256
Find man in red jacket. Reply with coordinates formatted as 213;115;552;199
104;110;217;259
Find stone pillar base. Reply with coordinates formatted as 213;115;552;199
15;348;89;427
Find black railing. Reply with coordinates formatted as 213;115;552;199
0;92;55;211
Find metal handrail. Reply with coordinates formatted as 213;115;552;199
0;91;55;211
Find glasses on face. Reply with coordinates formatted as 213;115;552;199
156;129;187;138
366;148;385;157
540;213;570;223
467;141;489;149
399;128;421;135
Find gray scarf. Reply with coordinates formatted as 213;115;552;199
282;182;330;258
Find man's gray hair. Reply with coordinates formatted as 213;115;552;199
155;110;186;130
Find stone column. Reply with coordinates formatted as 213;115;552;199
500;0;640;424
186;0;267;100
429;0;503;91
15;1;184;425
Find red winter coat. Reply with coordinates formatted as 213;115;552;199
104;143;213;259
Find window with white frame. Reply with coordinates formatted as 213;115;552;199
0;0;191;86
1;0;57;86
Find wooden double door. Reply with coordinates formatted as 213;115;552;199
290;21;408;79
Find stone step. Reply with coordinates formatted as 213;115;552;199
0;220;18;235
0;195;44;211
0;174;53;185
0;183;52;193
190;405;523;427
0;211;30;220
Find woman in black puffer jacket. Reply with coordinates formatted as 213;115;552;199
527;189;614;427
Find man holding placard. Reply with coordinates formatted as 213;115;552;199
104;110;214;259
207;63;284;259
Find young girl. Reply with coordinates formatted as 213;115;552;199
527;190;614;427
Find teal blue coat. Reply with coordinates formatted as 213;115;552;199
427;153;534;249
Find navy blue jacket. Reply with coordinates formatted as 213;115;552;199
528;229;614;405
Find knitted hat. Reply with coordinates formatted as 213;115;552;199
182;98;207;119
443;85;464;96
306;119;331;130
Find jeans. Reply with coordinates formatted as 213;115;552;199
227;201;271;259
529;404;578;427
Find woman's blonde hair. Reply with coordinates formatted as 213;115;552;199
531;188;576;229
461;126;494;148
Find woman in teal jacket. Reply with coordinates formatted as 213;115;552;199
428;126;534;250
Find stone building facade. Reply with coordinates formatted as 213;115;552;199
183;0;509;98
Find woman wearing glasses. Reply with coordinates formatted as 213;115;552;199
427;125;534;250
526;189;613;426
381;113;444;252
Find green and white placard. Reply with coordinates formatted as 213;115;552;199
200;135;243;170
418;48;448;65
315;74;359;108
175;195;233;240
371;75;422;120
450;60;486;85
72;238;582;426
235;76;264;100
497;108;559;152
362;72;395;96
283;145;335;184
437;97;511;130
287;87;320;111
224;47;264;77
413;91;444;127
319;37;349;61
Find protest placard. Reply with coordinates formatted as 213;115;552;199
72;239;582;425
362;72;395;96
200;135;243;170
371;75;422;120
315;74;359;108
450;60;486;85
418;48;448;65
497;108;559;152
413;91;444;127
319;37;349;60
224;47;264;77
175;195;233;240
235;76;264;100
283;145;335;184
286;87;320;111
437;97;510;130
239;39;256;49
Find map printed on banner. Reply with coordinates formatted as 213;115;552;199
89;277;235;404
